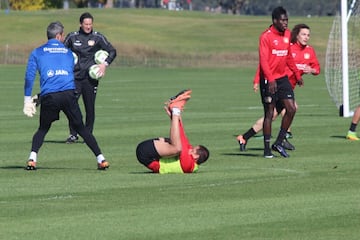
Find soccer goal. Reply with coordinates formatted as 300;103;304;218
325;0;360;117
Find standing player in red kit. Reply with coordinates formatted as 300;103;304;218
256;6;303;158
236;23;320;153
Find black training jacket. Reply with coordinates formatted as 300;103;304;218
64;28;117;80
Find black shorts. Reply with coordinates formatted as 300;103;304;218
40;90;83;128
136;138;171;166
136;138;161;166
260;76;294;107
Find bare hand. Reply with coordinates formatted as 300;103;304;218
98;63;107;76
303;65;313;74
268;81;277;94
297;78;304;86
164;106;172;118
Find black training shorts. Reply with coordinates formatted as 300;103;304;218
40;90;83;127
136;138;161;166
260;76;294;104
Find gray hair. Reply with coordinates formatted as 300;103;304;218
47;21;64;40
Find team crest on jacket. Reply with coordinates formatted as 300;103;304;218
88;40;95;46
304;53;310;59
284;37;289;43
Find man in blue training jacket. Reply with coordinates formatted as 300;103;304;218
23;21;109;171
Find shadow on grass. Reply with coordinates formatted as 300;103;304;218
222;153;262;157
0;166;25;169
0;165;97;171
331;135;347;139
130;171;155;174
44;140;85;144
222;147;264;158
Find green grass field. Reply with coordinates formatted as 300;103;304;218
0;8;332;67
1;9;359;240
1;65;359;239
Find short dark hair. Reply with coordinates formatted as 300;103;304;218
79;12;93;24
47;21;64;40
196;145;209;165
291;23;310;43
272;6;287;20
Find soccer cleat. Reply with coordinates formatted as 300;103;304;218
236;135;247;151
282;138;295;150
165;89;192;110
272;143;289;157
286;131;293;139
167;99;188;111
25;160;37;170
264;152;275;159
168;89;192;103
97;160;110;170
346;131;359;141
66;135;79;144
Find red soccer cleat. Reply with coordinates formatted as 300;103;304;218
97;160;110;170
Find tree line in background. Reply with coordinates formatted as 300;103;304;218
1;0;341;16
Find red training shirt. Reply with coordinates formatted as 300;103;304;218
285;42;320;88
258;25;301;83
253;41;320;89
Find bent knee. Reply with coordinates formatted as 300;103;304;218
286;106;296;115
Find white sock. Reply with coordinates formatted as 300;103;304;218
29;152;37;162
172;107;181;116
96;154;105;163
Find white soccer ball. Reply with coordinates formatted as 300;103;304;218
94;50;109;64
72;52;78;65
88;64;103;80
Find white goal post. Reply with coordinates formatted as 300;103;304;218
325;0;360;117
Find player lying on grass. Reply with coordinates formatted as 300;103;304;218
136;89;209;173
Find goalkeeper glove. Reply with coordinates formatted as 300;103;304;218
31;93;40;107
23;96;36;117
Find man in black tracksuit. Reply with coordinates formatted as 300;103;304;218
64;12;117;143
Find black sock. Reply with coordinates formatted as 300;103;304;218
243;128;257;141
349;123;357;132
264;134;271;153
275;128;287;145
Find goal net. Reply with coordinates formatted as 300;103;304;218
325;0;360;117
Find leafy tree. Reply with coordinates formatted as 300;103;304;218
73;0;107;8
73;0;89;7
218;0;245;14
44;0;63;8
9;0;45;10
